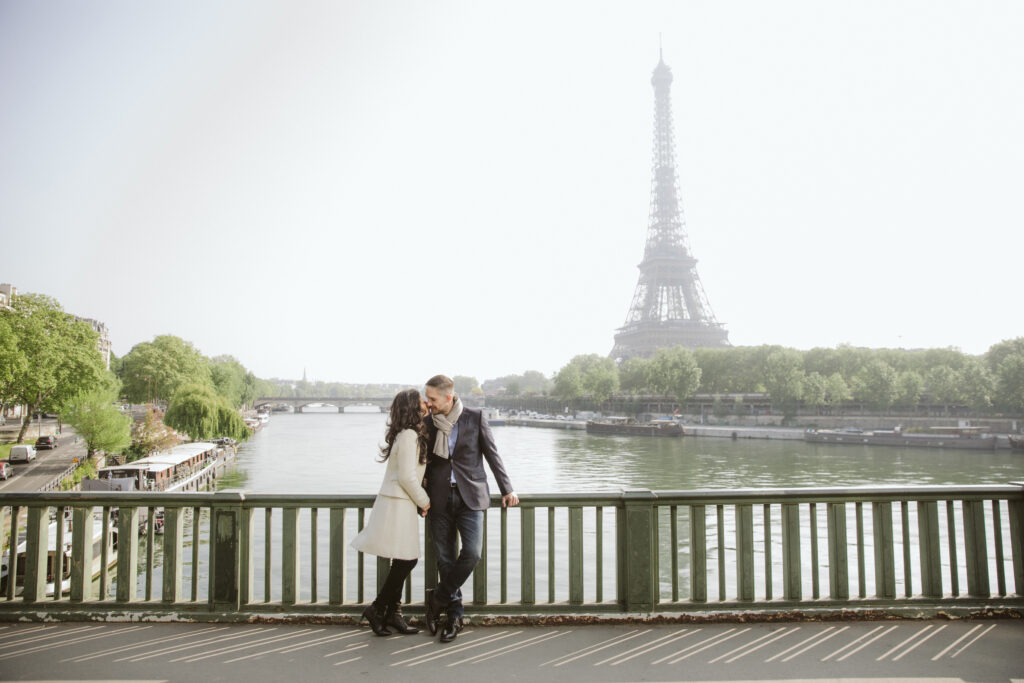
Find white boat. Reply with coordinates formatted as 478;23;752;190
0;513;116;597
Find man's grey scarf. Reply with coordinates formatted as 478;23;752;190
431;395;463;459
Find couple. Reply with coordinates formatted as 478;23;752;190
351;374;518;643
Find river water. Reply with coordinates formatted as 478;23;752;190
135;411;1024;604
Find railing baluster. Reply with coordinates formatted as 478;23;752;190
782;503;801;601
810;503;820;599
992;500;1006;597
547;506;555;603
145;506;155;601
691;504;707;603
264;508;272;603
947;500;960;596
500;506;508;604
0;506;7;601
473;509;488;605
282;508;299;605
596;506;603;603
239;505;254;607
827;502;849;600
23;506;49;602
901;501;912;597
116;507;140;603
190;507;201;602
736;503;754;601
717;504;725;601
99;506;110;601
310;508;318;604
521;506;535;605
855;502;865;598
54;505;65;601
963;500;990;597
1009;497;1024;597
872;501;895;599
163;507;184;603
670;505;679;602
764;503;772;601
71;506;93;602
356;508;365;604
917;500;942;597
329;508;346;605
569;506;583;605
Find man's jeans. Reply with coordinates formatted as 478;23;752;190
429;485;483;619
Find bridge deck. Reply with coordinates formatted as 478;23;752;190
2;619;1021;682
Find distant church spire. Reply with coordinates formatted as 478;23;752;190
302;367;307;383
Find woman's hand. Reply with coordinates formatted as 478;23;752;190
420;502;430;517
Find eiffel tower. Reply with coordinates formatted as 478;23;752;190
610;51;730;361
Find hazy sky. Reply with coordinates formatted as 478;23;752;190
2;1;1022;385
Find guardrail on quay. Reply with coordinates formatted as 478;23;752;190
1;484;1022;621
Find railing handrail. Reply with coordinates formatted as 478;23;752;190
2;483;1022;507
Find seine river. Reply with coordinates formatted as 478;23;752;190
130;410;1024;604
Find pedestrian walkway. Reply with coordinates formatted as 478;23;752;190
1;618;1021;682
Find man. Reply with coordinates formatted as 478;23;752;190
423;374;518;643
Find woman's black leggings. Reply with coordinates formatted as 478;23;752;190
372;558;418;608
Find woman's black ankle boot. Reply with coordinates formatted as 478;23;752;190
385;603;419;635
361;603;391;636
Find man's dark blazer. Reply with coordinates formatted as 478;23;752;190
424;407;513;511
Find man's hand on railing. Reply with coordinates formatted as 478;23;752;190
502;492;519;508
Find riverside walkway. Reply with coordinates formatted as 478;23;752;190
2;618;1022;682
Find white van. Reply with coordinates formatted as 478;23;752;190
8;445;36;463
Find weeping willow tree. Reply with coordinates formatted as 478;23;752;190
165;383;251;442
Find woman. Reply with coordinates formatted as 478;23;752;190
350;388;431;636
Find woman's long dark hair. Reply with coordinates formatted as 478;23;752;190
380;388;429;464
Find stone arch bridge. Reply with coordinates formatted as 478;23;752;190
253;397;394;413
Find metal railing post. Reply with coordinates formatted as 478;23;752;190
620;489;657;612
209;491;244;611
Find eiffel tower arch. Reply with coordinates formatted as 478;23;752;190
610;52;730;361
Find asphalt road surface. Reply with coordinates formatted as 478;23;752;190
0;424;88;493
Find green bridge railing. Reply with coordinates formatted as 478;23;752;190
1;484;1022;621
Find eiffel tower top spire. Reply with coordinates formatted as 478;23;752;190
610;50;730;361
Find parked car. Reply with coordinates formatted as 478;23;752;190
0;461;11;480
8;445;36;462
35;435;57;449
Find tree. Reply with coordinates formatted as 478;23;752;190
853;359;898;412
1;294;107;443
121;335;212;404
124;406;179;462
553;363;584;403
802;371;827;413
619;357;654;394
164;383;250;442
211;355;250;409
994;353;1024;415
763;349;804;421
959;358;994;414
650;346;701;408
824;372;852;412
894;371;924;411
583;357;619;407
453;376;479;396
925;366;961;413
60;387;131;457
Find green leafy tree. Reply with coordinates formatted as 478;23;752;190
802;371;827;412
453;375;479;396
959;358;994;414
124;406;179;462
121;335;213;404
60;387;132;457
583;357;619;407
650;346;701;408
553;363;584;403
505;381;521;396
763;349;804;420
994;353;1024;415
925;366;961;413
852;359;898;412
165;383;251;441
1;294;107;443
824;372;851;412
619;357;654;394
894;371;924;411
